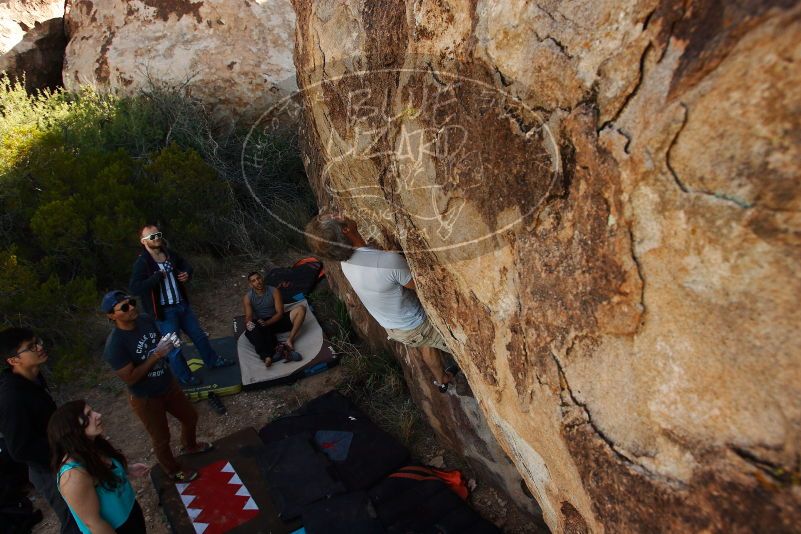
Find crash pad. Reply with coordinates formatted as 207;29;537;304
150;427;301;534
180;336;242;401
234;300;338;389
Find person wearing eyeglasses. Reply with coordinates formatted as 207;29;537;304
0;327;80;533
100;291;213;483
129;224;234;386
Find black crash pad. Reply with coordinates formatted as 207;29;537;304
259;390;409;491
181;337;243;400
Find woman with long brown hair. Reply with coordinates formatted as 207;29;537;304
47;400;148;533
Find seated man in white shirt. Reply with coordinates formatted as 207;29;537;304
305;213;456;391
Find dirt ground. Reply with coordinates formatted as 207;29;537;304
32;258;543;533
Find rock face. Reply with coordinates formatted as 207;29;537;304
292;0;801;531
326;264;543;524
63;0;297;119
0;0;66;91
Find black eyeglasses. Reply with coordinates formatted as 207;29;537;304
115;299;137;312
13;337;44;357
142;232;163;241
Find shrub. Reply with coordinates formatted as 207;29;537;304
144;143;235;253
0;248;97;382
0;76;316;383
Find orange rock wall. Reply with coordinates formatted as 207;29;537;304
292;0;801;531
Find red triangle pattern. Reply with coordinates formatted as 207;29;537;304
177;459;260;534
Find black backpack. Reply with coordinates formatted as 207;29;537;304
265;257;325;302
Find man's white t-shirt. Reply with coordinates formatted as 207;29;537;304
341;247;426;331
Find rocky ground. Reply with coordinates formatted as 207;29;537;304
31;258;542;533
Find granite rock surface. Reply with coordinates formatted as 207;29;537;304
292;0;801;531
63;0;297;119
0;0;66;91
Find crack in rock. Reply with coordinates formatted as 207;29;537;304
730;445;800;485
664;103;694;193
666;103;754;209
598;43;653;132
551;340;687;488
543;36;572;59
314;28;327;79
627;222;647;321
426;61;447;86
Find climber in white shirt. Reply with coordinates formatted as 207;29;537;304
305;213;457;392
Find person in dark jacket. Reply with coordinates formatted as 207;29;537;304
128;224;233;385
0;327;79;534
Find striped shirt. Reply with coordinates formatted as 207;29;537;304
156;261;182;305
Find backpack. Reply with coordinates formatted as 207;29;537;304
265;257;325;302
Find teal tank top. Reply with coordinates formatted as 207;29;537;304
58;458;136;533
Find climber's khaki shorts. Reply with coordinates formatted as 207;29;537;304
386;318;451;354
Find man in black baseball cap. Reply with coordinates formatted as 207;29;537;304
101;290;212;482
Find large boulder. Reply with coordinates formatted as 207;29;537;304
291;0;801;532
62;0;297;119
324;261;544;526
0;0;66;91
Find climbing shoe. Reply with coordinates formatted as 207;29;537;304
433;365;460;393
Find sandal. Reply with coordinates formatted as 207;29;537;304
181;442;214;455
170;468;199;482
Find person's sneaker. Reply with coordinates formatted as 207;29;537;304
211;357;235;368
170;469;199;482
284;350;302;362
207;392;227;415
180;376;202;387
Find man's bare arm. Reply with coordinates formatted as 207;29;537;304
243;294;255;325
114;350;165;385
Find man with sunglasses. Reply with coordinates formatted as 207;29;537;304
101;290;212;482
0;327;80;533
129;224;233;386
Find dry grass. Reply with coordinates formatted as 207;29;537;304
308;287;424;445
334;337;423;444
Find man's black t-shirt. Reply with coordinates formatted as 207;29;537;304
103;317;172;397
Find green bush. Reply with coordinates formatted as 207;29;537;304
144;143;235;253
0;76;315;382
